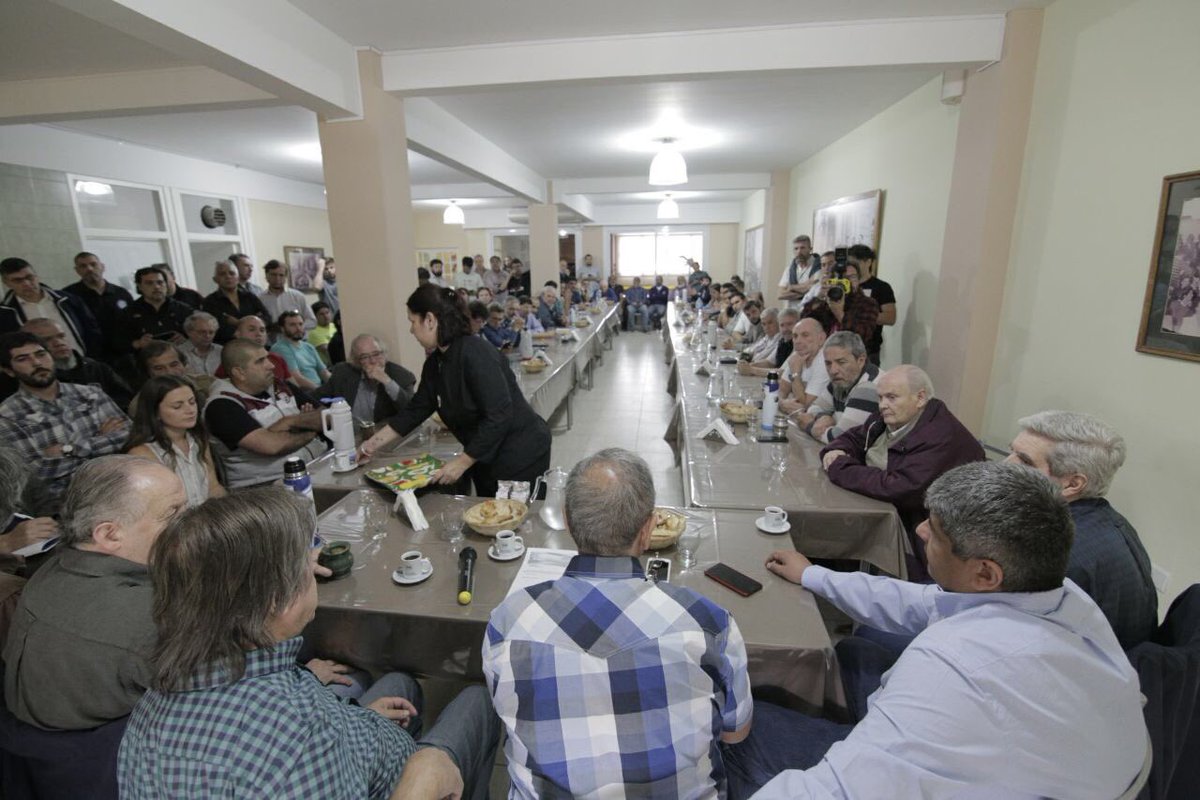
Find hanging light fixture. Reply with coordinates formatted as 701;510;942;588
443;200;465;225
648;138;688;186
657;193;679;220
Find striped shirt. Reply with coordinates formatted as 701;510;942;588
484;555;753;799
805;362;880;444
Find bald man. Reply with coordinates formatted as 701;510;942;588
819;366;984;581
779;318;829;413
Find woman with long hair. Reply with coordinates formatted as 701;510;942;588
360;284;551;497
126;375;225;507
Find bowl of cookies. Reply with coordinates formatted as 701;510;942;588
462;498;528;537
647;507;687;550
719;400;756;425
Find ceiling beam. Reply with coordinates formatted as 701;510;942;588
47;0;363;118
554;174;772;196
381;16;1006;94
404;98;548;204
0;67;277;125
411;182;513;201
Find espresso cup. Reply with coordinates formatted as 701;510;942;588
399;550;431;579
765;506;789;527
495;530;524;556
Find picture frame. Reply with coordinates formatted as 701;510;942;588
743;225;764;295
1136;170;1200;362
812;189;884;256
283;245;325;292
416;249;460;277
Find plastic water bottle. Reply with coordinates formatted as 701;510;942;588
321;398;357;472
761;371;780;432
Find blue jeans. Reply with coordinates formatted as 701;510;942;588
626;303;650;331
721;701;853;799
835;627;914;722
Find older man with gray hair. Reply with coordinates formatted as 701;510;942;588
3;455;186;729
483;447;755;799
821;365;984;581
315;334;417;425
732;462;1148;799
739;307;800;376
794;330;880;443
177;310;222;376
1005;411;1156;648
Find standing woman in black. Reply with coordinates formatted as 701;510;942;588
359;284;551;496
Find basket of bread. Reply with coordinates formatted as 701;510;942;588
462;498;528;537
719;400;756;425
647;507;687;550
520;356;548;374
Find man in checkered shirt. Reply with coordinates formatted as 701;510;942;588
484;448;755;798
0;331;130;502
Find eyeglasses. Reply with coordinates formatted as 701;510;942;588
355;351;384;363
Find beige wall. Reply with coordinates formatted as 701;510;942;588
984;0;1200;605
706;223;739;283
248;199;333;288
788;76;961;368
413;210;468;254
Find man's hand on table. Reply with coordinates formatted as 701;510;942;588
766;550;813;585
809;416;834;439
432;453;475;485
822;450;847;470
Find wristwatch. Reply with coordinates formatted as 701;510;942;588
61;443;75;456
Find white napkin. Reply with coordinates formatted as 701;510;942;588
395;489;429;530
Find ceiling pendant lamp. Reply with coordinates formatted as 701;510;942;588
648;138;688;186
443;200;465;225
657;193;680;220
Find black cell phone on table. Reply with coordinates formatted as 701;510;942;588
704;563;762;597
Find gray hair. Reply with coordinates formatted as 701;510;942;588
59;455;161;547
925;462;1073;593
0;445;43;520
887;364;935;399
824;330;866;359
183;311;218;332
761;308;779;323
779;308;801;324
565;448;656;555
1016;411;1126;498
349;333;387;358
149;487;313;692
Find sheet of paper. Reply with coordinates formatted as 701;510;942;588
505;547;577;598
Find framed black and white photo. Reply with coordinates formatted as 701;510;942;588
812;189;883;255
1136;170;1200;362
283;245;324;291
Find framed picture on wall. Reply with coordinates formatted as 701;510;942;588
743;226;764;294
812;189;884;256
1136;170;1200;362
416;249;460;277
283;245;324;291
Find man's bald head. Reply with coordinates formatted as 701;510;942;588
20;318;73;362
234;315;268;346
877;365;934;431
565;448;656;556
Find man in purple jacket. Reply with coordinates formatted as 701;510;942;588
820;365;984;581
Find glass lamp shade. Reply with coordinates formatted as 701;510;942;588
648;147;688;186
443;202;465;225
657;197;680;219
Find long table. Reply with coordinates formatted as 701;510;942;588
308;491;841;713
663;306;909;577
307;302;619;511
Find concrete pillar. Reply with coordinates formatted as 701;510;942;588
582;225;605;278
762;169;793;305
927;9;1043;430
317;50;420;372
527;203;559;293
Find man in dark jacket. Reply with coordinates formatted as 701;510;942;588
316;334;416;425
0;257;102;359
820;365;984;581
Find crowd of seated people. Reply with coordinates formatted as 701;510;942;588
0;243;1171;799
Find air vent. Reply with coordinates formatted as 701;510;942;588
200;205;227;229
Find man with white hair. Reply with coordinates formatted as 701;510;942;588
177;311;222;376
1005;411;1156;648
316;334;417;425
821;365;984;581
738;307;800;376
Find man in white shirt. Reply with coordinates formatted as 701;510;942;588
777;235;822;308
258;260;316;331
725;461;1147;800
178;311;222;376
428;259;449;288
780;318;829;413
454;256;484;295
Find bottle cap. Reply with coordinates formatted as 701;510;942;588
457;590;472;605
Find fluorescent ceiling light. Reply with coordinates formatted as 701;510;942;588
657;194;680;219
558;229;567;237
74;180;113;197
285;142;323;163
649;139;687;186
443;201;465;225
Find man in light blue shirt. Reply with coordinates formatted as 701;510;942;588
726;461;1147;800
270;310;329;390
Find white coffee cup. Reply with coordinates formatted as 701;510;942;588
764;506;789;528
399;550;431;579
495;530;524;556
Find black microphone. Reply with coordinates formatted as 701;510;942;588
457;547;477;605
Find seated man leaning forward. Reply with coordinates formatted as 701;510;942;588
118;487;501;799
4;455;185;730
1005;410;1157;648
821;365;984;580
204;339;328;489
484;448;753;799
723;462;1148;800
792;330;879;444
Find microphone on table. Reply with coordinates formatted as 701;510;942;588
457;547;477;605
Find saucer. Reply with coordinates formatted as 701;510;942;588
488;544;525;562
391;562;433;585
755;516;791;535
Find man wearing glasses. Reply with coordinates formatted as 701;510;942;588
316;334;416;424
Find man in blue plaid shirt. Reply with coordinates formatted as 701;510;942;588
0;332;129;501
484;448;755;798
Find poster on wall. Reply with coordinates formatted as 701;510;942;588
1136;170;1200;362
812;190;884;255
416;249;460;278
283;245;324;291
743;226;764;295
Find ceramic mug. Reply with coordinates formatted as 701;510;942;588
764;506;789;528
318;541;354;580
495;530;524;556
399;550;432;579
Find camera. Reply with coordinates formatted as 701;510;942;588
825;248;852;301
